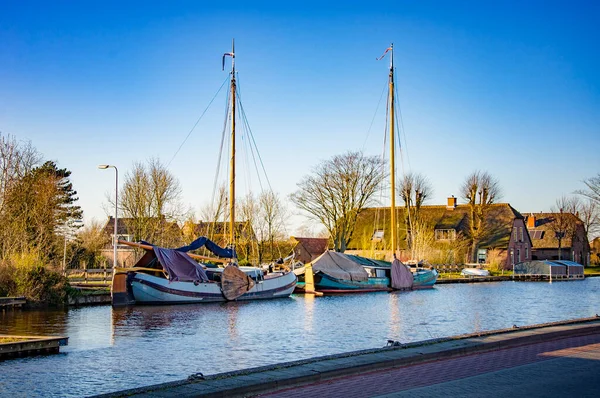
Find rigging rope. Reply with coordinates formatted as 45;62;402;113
167;76;230;168
362;80;388;152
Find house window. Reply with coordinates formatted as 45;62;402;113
513;228;517;241
525;247;529;260
115;234;133;246
435;229;456;240
477;249;487;263
519;227;523;242
516;249;521;263
510;249;514;265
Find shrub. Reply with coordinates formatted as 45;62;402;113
486;249;504;273
0;252;70;306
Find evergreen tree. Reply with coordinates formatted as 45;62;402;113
0;161;82;261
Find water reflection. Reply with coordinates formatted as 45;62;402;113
0;279;599;397
303;294;315;333
388;292;401;338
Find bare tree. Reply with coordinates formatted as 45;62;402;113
399;172;433;255
73;219;111;268
259;191;287;260
460;170;502;262
578;198;600;240
576;173;600;204
291;151;386;252
237;192;259;263
550;196;580;260
399;172;432;211
575;174;600;239
0;133;42;212
116;158;183;246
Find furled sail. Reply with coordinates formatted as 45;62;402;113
176;236;236;259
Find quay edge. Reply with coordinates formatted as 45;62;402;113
92;315;600;398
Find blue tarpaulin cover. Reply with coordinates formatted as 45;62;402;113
148;237;235;283
176;237;236;259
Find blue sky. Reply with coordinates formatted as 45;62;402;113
1;1;599;233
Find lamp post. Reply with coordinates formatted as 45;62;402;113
98;165;118;271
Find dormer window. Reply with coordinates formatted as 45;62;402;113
372;230;384;242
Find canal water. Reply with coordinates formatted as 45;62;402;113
1;279;599;397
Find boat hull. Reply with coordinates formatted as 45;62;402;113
412;269;438;288
128;271;297;304
314;273;391;293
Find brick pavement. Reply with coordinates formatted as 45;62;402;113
259;333;600;398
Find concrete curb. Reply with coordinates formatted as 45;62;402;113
94;316;600;398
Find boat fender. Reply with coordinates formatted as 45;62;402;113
386;340;402;347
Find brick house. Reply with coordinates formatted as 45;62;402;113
101;216;182;267
524;212;590;265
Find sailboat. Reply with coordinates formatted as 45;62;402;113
111;41;297;306
303;44;437;294
383;43;438;289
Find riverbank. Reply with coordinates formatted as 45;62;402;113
94;316;600;398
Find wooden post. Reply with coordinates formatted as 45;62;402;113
84;262;88;284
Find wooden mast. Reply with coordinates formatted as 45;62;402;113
226;40;236;247
388;43;397;258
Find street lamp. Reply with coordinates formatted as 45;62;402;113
99;165;118;271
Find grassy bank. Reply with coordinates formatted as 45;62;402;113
584;265;600;275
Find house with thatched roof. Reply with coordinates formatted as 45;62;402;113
347;197;532;269
524;212;590;265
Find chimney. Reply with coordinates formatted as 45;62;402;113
527;214;536;229
447;195;457;210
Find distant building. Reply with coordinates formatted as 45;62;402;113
524;213;590;265
182;220;255;246
101;216;182;267
347;197;532;269
290;236;329;264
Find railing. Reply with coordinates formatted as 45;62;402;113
66;268;113;285
434;264;467;273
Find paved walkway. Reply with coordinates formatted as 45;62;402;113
260;333;600;398
96;317;600;398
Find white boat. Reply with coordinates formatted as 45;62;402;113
461;268;490;277
111;41;297;306
128;264;297;304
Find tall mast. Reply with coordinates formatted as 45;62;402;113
223;40;236;246
388;43;397;257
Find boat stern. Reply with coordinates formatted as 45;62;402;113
111;271;136;306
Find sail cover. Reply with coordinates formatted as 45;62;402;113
154;247;210;283
391;258;413;290
311;250;369;282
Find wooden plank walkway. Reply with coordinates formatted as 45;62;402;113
0;335;68;360
0;296;26;310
